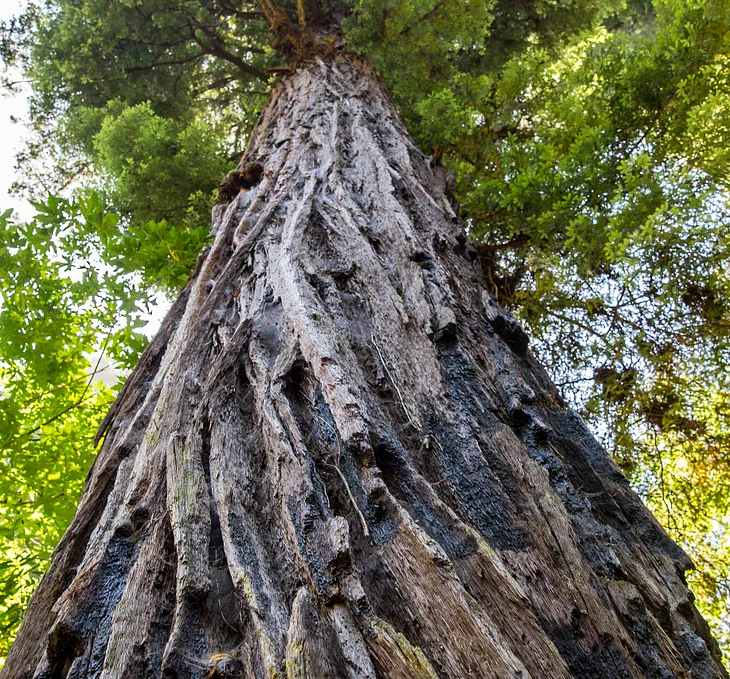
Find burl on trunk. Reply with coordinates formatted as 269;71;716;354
3;53;727;679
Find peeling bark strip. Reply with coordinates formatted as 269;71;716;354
3;53;727;679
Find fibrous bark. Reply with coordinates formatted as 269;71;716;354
3;53;727;679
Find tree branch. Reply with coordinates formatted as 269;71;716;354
188;23;269;82
476;233;531;252
127;51;207;74
3;333;113;449
400;0;446;37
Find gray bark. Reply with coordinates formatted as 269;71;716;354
2;52;727;679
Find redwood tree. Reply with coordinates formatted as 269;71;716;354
2;7;729;679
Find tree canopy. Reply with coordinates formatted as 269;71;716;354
1;0;729;663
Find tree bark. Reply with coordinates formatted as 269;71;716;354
3;52;727;679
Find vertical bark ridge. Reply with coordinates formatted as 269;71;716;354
3;53;727;679
208;371;292;677
99;515;176;678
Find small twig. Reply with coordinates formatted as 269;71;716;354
547;441;563;458
3;332;114;448
327;462;370;538
21;372;90;406
216;581;240;635
370;334;421;433
314;413;370;538
476;233;531;251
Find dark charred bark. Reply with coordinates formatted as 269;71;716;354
3;53;727;679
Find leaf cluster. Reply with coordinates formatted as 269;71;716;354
0;198;155;660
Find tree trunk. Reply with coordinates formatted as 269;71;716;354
3;52;726;679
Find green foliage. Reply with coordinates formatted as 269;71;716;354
88;102;221;290
5;0;270;290
630;383;730;650
92;101;226;219
344;0;495;109
0;383;112;660
1;0;730;662
0;199;154;661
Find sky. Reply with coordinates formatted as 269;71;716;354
1;0;32;222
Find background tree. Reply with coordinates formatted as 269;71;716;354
0;0;729;667
0;198;151;657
